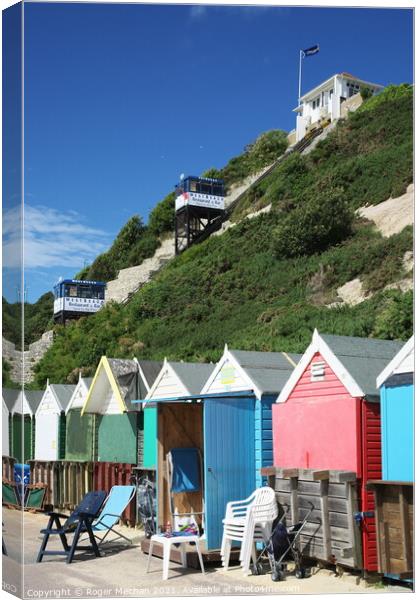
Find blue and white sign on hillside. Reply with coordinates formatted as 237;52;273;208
54;297;105;314
175;175;225;212
175;191;225;211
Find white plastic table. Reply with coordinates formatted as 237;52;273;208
146;533;205;580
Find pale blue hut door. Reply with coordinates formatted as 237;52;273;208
204;396;255;550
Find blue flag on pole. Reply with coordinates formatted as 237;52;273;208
302;44;320;57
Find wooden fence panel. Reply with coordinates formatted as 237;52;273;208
263;467;363;569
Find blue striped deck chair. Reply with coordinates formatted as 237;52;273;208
90;485;136;546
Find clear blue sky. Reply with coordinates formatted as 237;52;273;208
3;3;413;302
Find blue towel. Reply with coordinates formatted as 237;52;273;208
170;448;201;493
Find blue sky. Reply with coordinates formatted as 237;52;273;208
3;3;413;302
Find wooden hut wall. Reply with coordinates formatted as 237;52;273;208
143;406;157;468
380;378;413;482
97;413;139;464
65;409;97;461
255;396;276;487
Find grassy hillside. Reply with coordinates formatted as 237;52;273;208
34;85;413;385
2;292;54;349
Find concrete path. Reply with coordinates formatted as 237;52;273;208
2;509;410;598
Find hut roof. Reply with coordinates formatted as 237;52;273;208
320;334;405;398
2;388;19;412
277;330;405;403
134;359;163;405
168;362;214;395
201;347;303;399
229;349;302;396
136;360;163;388
65;377;94;413
49;384;76;412
376;336;414;388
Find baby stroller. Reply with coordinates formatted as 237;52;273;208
136;475;156;538
252;502;314;581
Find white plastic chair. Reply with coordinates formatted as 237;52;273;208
220;487;278;575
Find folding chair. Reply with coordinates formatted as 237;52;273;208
166;447;204;531
89;485;136;546
36;490;107;564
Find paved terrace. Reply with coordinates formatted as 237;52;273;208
2;509;409;598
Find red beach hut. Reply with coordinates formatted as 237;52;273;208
273;330;404;572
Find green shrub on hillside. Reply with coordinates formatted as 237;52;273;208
357;83;412;113
272;187;353;258
148;192;175;236
373;290;413;340
360;86;373;101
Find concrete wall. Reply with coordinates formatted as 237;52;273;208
3;331;54;384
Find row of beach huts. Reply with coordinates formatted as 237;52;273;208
2;330;413;579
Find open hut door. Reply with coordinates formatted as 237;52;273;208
204;396;255;550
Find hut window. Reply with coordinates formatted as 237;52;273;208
311;361;326;381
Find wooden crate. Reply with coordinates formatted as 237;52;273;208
263;467;362;569
367;481;413;577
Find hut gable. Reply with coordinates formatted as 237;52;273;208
12;391;30;415
11;390;43;416
146;359;213;400
66;376;93;413
376;336;414;388
24;390;44;415
288;351;351;404
202;345;301;398
277;330;404;403
81;356;138;415
37;383;75;416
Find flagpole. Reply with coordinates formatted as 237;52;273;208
298;50;303;105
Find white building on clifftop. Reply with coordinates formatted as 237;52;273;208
294;72;383;142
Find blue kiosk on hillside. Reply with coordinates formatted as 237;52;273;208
174;175;225;255
53;279;106;324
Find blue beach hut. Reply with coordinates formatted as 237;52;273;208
144;348;299;551
376;336;414;482
372;336;414;580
